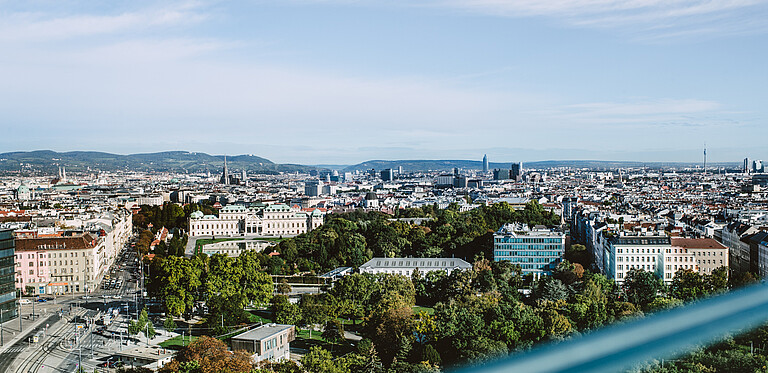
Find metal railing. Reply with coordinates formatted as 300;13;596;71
463;283;768;373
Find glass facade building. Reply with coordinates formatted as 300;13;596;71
493;223;565;279
0;229;17;323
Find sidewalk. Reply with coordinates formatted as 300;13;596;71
0;306;67;355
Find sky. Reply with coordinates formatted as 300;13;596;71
1;0;767;165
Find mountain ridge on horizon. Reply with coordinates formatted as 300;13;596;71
0;150;741;174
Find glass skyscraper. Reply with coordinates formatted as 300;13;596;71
0;229;17;323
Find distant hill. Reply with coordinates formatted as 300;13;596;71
0;150;318;174
343;159;741;172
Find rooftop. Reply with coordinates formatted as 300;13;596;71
232;324;293;342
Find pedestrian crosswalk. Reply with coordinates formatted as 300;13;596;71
2;345;26;353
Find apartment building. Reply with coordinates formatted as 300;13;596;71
15;233;104;295
671;238;728;275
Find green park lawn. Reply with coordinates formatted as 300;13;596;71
159;335;198;349
412;306;435;315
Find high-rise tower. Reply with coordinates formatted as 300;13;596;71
482;154;489;173
221;155;229;185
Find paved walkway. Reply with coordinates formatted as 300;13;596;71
0;303;70;355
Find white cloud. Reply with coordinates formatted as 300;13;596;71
0;1;206;43
550;98;746;129
333;0;768;39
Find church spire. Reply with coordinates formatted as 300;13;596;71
221;155;229;185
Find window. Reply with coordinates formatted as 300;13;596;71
29;270;33;275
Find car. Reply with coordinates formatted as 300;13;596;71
101;295;111;299
19;299;32;305
112;295;121;299
82;295;93;300
36;298;47;303
104;275;110;280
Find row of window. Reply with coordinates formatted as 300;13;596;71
694;251;724;257
506;257;557;263
375;260;456;267
698;259;724;265
495;244;563;251
495;238;562;244
617;264;656;272
17;251;84;259
18;266;81;275
17;275;85;283
519;264;551;270
495;251;562;258
616;248;662;254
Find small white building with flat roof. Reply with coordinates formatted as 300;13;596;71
230;324;295;363
359;257;472;277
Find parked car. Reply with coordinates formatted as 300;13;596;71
19;299;32;305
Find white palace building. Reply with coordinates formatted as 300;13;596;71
189;203;325;237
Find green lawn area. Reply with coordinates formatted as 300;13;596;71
413;306;435;315
293;328;356;356
160;335;198;349
245;310;273;324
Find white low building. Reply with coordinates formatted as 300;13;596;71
359;257;472;277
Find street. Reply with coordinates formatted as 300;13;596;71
0;243;154;372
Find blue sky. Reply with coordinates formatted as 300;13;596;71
1;0;767;164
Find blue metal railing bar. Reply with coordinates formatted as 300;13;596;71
461;283;768;373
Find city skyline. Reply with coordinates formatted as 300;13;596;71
2;1;767;164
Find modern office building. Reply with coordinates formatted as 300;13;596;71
493;223;565;279
511;163;523;182
381;169;394;181
482;154;489;173
0;229;17;323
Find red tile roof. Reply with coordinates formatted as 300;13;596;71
16;234;98;252
671;238;726;250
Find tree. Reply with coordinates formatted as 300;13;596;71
670;269;708;302
323;319;345;345
273;295;302;325
301;346;349;373
565;244;590;266
367;306;414;364
729;271;759;289
153;256;203;317
277;279;292;295
347;339;383;373
537;277;569;302
164;316;177;334
707;266;729;293
622;269;664;309
646;297;683;313
421;344;441;366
